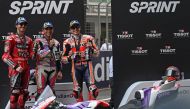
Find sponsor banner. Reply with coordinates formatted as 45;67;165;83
9;0;74;15
145;30;162;39
117;31;134;40
0;0;85;108
129;1;180;14
173;29;190;38
112;0;190;108
160;45;176;55
92;51;112;88
131;46;148;55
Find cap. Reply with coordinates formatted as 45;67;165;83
43;22;53;29
15;17;28;25
69;20;80;28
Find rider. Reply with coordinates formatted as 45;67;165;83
62;20;99;102
164;66;181;83
2;17;34;109
33;22;62;99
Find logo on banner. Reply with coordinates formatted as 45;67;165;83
94;57;110;82
62;34;72;39
9;0;74;15
129;1;180;13
117;31;134;39
33;31;44;39
173;29;189;38
56;93;74;99
33;35;43;39
160;45;176;54
131;46;148;55
1;35;8;40
146;30;162;39
1;32;14;40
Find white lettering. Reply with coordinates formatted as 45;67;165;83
9;0;73;15
129;1;180;13
138;2;149;13
94;58;105;82
129;2;139;13
31;1;45;14
94;57;110;82
20;1;33;14
9;1;21;15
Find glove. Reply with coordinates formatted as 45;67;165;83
93;49;99;57
16;66;24;73
62;56;69;64
57;71;63;80
49;39;55;48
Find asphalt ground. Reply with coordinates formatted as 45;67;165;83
97;87;111;102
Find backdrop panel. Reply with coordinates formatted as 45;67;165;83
112;0;190;108
0;0;85;108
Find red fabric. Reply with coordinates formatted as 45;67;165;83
167;76;176;81
2;34;33;76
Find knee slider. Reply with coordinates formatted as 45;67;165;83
10;89;20;103
18;90;29;108
10;93;19;103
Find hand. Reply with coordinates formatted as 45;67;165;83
49;39;55;48
16;66;24;73
86;42;92;47
68;51;73;56
57;71;63;80
80;51;85;57
62;56;69;64
93;49;99;57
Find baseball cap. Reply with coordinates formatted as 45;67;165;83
43;22;53;29
69;20;80;29
15;17;28;25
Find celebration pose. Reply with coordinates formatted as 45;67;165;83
33;22;62;99
62;20;99;102
2;17;33;109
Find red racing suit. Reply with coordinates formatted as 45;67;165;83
62;34;99;102
2;34;33;109
33;36;62;99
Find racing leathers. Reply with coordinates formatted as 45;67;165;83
33;36;62;99
62;34;99;102
2;34;33;109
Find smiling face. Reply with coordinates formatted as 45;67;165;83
43;27;54;39
70;26;81;36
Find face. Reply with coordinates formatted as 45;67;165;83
70;26;81;35
105;38;108;43
16;22;27;34
43;27;53;38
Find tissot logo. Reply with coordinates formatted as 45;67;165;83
173;29;189;38
117;31;134;39
131;46;148;55
1;32;14;40
62;34;72;38
1;35;8;40
146;30;162;39
33;34;43;39
160;45;176;54
9;0;73;15
129;1;180;13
